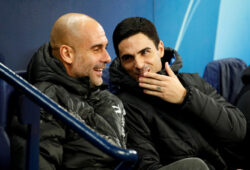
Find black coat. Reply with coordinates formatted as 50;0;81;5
27;43;126;170
236;66;250;161
236;66;250;125
109;47;246;170
222;66;250;169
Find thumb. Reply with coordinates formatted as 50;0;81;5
165;62;175;77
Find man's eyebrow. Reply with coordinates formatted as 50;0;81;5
91;43;108;49
138;47;151;54
91;44;102;49
121;54;133;59
120;47;151;59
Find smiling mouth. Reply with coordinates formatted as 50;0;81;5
94;63;106;71
93;67;104;77
94;68;103;71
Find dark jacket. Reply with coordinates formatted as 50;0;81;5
236;66;250;162
27;43;126;170
109;47;246;170
236;66;250;121
221;66;250;169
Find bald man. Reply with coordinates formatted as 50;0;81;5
26;13;126;169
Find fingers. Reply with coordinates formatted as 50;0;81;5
165;62;176;78
141;62;176;81
139;76;164;86
139;81;163;91
139;68;170;90
143;89;162;98
141;72;168;82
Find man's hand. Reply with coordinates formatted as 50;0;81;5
139;62;187;104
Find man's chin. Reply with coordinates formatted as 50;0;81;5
128;73;138;81
90;78;103;87
133;75;140;82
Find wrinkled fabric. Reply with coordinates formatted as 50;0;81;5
221;66;250;169
109;47;246;170
27;43;126;170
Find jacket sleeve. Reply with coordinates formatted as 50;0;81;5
180;73;246;143
123;101;163;170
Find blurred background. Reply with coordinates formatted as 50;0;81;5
0;0;249;76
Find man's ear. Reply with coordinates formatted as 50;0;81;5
158;40;164;58
59;45;74;64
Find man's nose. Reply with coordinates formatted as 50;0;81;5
134;56;144;69
102;49;111;63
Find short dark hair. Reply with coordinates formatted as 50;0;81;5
113;17;160;57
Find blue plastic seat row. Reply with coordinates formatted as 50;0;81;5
203;58;247;104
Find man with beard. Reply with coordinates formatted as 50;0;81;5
26;13;127;169
109;17;246;170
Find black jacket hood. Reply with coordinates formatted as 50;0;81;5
109;47;182;89
242;66;250;85
27;43;91;95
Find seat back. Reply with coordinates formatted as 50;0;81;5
203;58;247;104
0;78;12;170
0;70;40;170
17;95;40;170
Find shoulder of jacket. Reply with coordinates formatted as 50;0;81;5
34;82;56;92
179;72;201;83
33;82;68;100
179;73;208;90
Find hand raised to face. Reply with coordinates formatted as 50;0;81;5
139;62;187;104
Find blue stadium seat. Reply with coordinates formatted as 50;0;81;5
0;77;12;170
203;58;247;104
0;70;40;170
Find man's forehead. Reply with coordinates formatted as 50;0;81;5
118;36;154;56
89;35;108;48
81;25;108;47
119;33;152;46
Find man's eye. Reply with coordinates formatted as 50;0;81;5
94;48;100;52
141;49;149;55
122;55;133;62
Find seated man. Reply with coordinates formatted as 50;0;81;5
27;13;127;169
109;17;246;170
